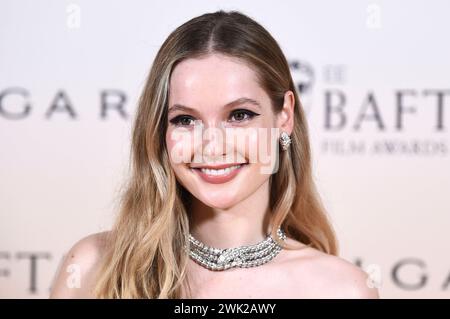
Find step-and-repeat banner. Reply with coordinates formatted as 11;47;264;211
1;0;449;298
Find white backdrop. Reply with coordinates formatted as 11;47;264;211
1;0;449;298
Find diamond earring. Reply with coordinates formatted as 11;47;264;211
279;131;291;151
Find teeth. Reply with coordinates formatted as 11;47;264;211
200;164;242;176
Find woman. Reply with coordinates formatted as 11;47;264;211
50;10;379;299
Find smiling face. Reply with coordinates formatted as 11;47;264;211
166;53;285;210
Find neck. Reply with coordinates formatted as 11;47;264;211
188;181;272;249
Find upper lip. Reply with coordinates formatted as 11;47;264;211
190;163;247;169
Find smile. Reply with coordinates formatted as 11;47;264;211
190;163;249;184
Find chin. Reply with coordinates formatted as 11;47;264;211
195;190;243;210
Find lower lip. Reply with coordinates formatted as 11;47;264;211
191;164;248;184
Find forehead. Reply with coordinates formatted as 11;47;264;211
168;54;266;106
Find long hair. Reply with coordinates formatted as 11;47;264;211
93;10;338;299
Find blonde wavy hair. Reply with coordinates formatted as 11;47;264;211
94;10;338;298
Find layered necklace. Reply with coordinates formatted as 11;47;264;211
187;227;287;271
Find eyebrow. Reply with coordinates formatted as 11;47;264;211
168;97;262;115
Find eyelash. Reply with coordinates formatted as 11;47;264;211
169;109;260;127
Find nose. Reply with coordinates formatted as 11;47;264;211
201;122;227;160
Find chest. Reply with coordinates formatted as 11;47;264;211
184;263;300;298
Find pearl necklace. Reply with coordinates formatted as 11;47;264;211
187;227;287;271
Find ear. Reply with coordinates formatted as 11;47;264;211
276;90;295;135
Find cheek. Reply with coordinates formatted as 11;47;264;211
165;131;175;153
245;127;277;164
166;128;195;165
248;129;259;159
244;126;278;176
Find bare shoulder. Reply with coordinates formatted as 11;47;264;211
49;231;111;299
280;238;380;299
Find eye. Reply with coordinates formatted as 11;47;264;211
169;109;260;127
169;115;196;127
229;109;260;123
